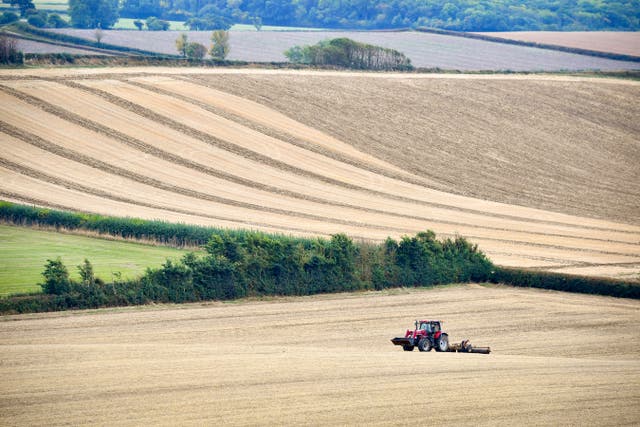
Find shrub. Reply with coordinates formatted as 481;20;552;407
285;38;412;71
210;30;229;59
0;12;20;25
27;14;47;28
48;14;69;28
185;42;206;59
0;34;23;64
491;267;640;299
41;258;72;295
146;16;170;31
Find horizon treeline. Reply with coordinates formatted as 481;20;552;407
117;0;639;31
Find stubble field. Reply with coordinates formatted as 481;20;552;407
0;68;639;280
48;29;640;71
475;31;640;57
1;285;639;426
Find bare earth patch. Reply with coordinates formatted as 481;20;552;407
0;285;638;426
475;31;640;57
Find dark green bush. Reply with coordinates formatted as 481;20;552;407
0;205;493;313
0;12;20;25
285;38;413;71
491;267;640;299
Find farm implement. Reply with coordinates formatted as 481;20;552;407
391;320;490;354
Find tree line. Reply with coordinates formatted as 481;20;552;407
1;230;494;313
118;0;640;31
1;201;637;316
285;38;412;71
5;0;637;31
0;202;494;313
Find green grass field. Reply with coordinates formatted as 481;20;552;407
0;225;193;296
114;18;188;31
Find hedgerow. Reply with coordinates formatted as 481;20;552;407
490;267;640;299
1;201;636;315
0;202;495;313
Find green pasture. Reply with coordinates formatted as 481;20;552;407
33;0;68;11
0;224;193;296
114;17;188;31
113;20;323;31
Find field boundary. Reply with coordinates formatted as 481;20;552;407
415;27;640;63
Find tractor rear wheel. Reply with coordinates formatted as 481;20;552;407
403;345;414;351
418;338;431;352
435;335;449;352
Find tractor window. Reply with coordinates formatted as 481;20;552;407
433;323;440;332
420;323;431;332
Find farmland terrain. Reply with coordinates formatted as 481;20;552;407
48;29;640;71
475;31;640;57
0;224;190;296
0;68;638;280
1;285;638;425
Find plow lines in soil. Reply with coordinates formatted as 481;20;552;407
0;69;639;279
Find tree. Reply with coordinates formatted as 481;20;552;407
209;29;230;59
146;16;170;30
252;16;262;31
0;12;20;25
48;14;69;28
175;32;188;57
185;42;206;59
94;27;104;43
41;258;72;295
10;0;35;17
0;33;23;64
69;0;119;29
78;258;95;285
27;12;48;28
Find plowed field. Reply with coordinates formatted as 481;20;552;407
0;68;639;280
1;285;639;426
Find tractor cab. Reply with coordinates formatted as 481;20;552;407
417;320;441;334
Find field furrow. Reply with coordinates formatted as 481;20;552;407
126;75;423;184
68;78;640;233
5;80;637;246
2;110;638;260
5;136;639;270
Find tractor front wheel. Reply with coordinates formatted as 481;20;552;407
435;335;449;352
418;338;431;352
403;345;414;351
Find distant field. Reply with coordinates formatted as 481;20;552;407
1;285;638;425
113;18;188;31
0;224;190;296
32;0;68;11
476;31;640;57
48;29;640;71
13;37;100;55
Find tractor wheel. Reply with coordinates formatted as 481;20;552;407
403;345;414;352
417;338;431;352
435;335;449;352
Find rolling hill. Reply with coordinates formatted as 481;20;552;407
0;68;638;280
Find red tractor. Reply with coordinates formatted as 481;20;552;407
391;320;449;352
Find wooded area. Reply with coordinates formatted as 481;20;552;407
118;0;639;31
